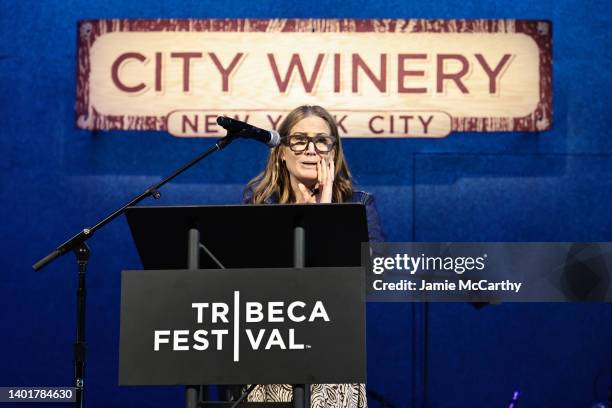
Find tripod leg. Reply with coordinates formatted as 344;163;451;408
74;243;90;408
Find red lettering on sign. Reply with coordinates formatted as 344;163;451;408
204;114;218;133
399;115;414;133
437;54;470;94
170;52;203;92
333;54;341;93
419;115;433;134
111;52;147;93
209;53;244;92
334;115;348;133
398;54;427;94
352;54;387;93
155;52;163;92
267;114;283;130
267;54;325;93
368;116;384;134
183;114;198;133
474;54;513;94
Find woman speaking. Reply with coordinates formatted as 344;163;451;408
243;105;383;407
244;105;384;244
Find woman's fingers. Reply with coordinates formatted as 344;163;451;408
297;183;308;201
329;159;335;185
318;158;333;203
305;158;334;204
320;158;327;186
297;182;315;203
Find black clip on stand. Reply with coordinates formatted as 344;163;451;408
32;132;239;408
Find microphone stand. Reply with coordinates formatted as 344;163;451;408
33;133;238;408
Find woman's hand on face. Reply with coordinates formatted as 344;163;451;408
317;157;334;203
297;182;317;203
296;158;335;204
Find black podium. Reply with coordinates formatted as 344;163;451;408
122;204;368;408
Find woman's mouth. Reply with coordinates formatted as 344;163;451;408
300;161;319;168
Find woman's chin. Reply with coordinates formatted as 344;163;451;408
296;173;318;186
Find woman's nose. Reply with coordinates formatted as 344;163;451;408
305;140;317;154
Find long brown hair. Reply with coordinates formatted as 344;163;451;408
245;105;353;203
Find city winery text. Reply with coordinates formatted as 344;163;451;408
111;52;513;95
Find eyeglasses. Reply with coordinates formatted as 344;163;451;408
283;134;337;153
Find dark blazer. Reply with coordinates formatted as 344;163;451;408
242;189;385;242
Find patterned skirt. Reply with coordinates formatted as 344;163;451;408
248;384;367;408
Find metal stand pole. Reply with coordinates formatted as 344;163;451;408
292;223;310;408
74;243;90;408
186;228;202;408
30;133;238;408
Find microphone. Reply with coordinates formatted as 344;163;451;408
216;116;281;147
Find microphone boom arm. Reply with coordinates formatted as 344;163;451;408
33;132;237;271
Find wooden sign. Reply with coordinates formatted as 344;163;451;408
76;19;552;138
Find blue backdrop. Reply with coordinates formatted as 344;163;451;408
2;1;612;407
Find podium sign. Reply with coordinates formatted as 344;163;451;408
119;267;365;385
